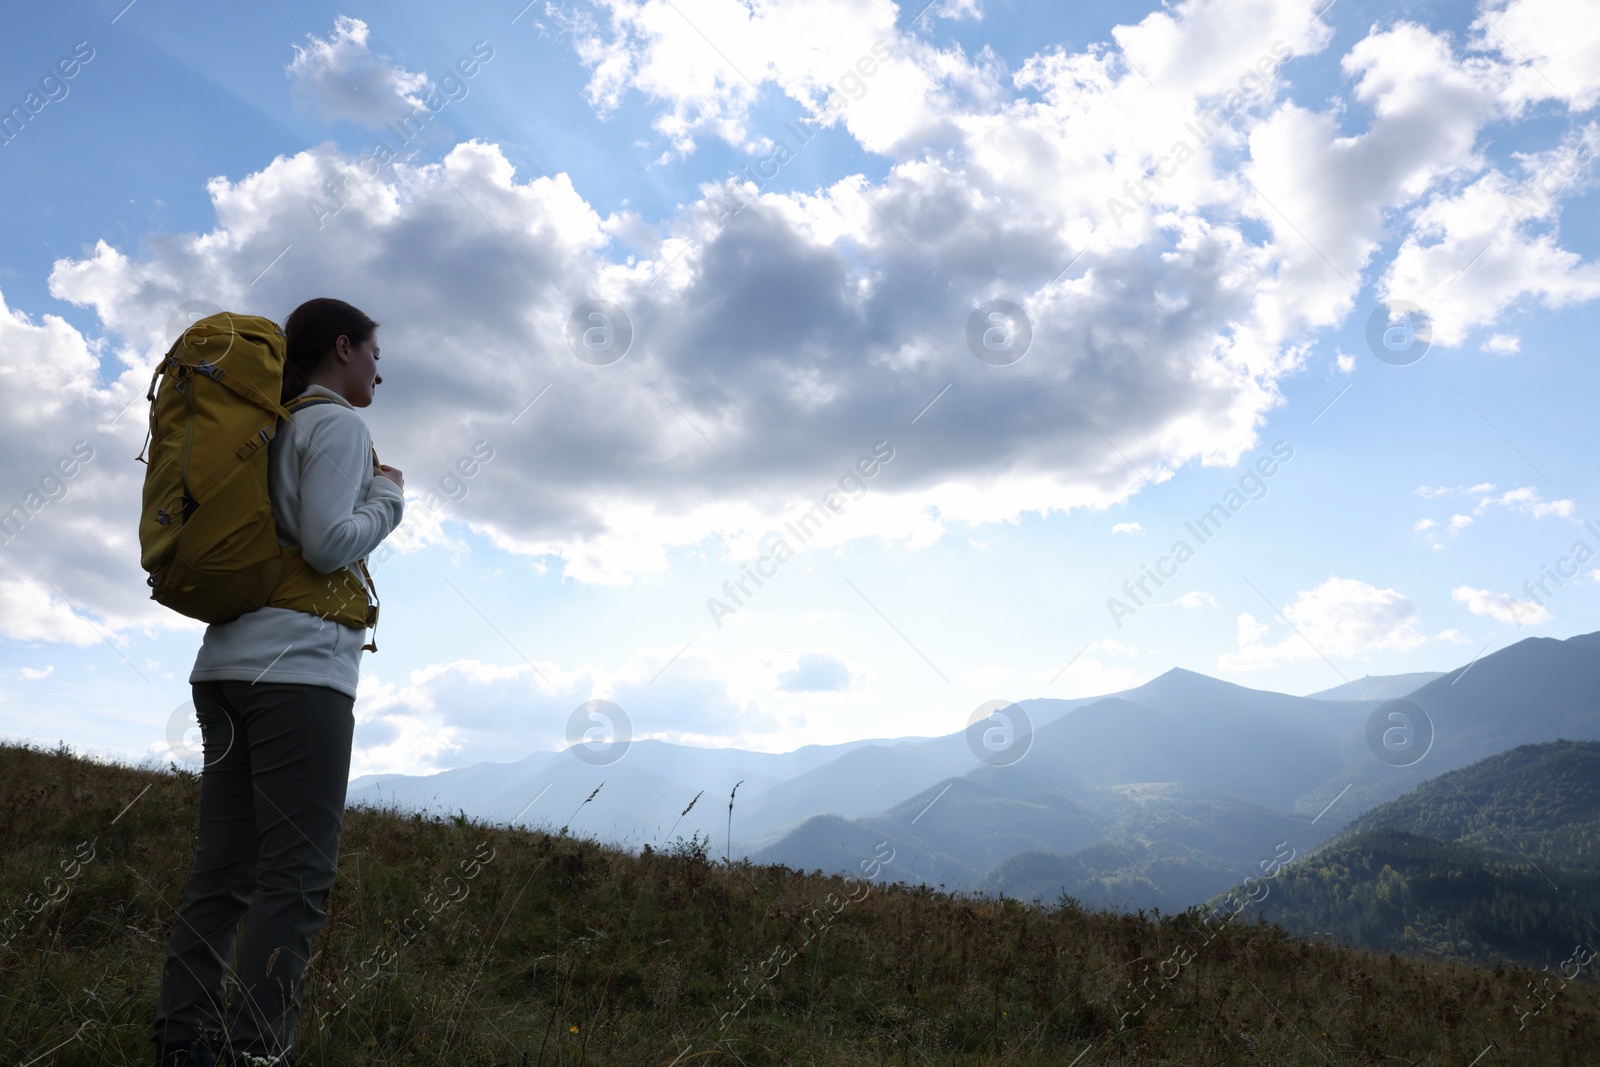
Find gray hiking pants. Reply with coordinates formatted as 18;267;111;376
153;679;355;1060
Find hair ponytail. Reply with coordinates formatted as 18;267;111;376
280;297;379;404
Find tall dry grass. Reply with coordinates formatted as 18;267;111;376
2;741;1595;1065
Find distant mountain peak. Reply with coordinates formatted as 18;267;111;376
1134;666;1281;698
1137;666;1229;692
1152;666;1208;681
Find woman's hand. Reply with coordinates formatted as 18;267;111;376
375;463;405;492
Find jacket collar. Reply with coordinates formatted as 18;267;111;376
297;383;354;410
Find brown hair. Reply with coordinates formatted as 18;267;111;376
280;297;379;404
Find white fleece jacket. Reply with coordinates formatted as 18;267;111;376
189;384;405;698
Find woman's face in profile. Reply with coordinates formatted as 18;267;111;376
343;331;382;406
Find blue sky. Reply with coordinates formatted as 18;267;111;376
1;0;1598;777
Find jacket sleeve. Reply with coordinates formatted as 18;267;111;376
294;409;405;574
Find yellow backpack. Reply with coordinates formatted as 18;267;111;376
136;312;383;651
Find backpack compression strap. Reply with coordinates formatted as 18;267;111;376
134;350;293;467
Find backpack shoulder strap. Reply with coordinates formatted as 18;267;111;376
286;395;382;469
285;394;341;414
280;391;385;650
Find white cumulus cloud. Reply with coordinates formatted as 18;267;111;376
287;15;432;128
1452;585;1553;626
1219;576;1435;673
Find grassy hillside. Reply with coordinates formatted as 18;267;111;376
3;742;1598;1065
1221;741;1600;971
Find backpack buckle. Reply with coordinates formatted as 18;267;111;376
195;361;224;381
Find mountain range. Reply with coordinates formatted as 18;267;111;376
347;632;1600;921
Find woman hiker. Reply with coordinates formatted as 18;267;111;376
152;298;405;1067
